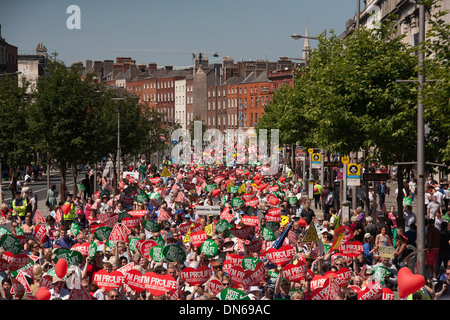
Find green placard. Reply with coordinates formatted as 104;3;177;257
135;193;149;203
263;222;280;232
150;245;165;262
205;184;217;192
200;239;218;258
261;227;276;241
77;183;86;193
70;222;79;237
162;244;186;263
231;198;244;207
128;237;140;253
241;257;262;271
143;220;161;233
94;226;112;241
53;249;83;266
0;227;12;238
219;288;250;300
88;242;98;259
1;234;21;255
215;220;231;233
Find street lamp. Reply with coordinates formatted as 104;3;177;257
291;30;326;66
111;97;125;191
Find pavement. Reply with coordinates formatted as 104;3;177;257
1;168;87;217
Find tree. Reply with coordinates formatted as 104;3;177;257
423;0;450;167
29;61;109;200
0;76;33;194
259;19;419;166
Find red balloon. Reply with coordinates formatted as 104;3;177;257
55;258;68;279
398;267;425;299
298;219;307;227
212;189;220;197
62;203;71;215
36;287;51;300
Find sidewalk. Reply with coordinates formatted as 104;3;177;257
307;180;418;220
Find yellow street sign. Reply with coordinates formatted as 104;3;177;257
308;148;314;154
341;156;349;164
347;163;361;177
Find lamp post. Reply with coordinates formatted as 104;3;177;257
416;2;426;276
291;30;326;65
111;97;125;191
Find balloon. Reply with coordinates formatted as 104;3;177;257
298;219;307;227
62;203;71;215
36;287;51;300
212;189;220;197
55;258;68;279
397;267;425;299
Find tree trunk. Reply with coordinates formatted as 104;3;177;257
59;162;67;203
72;164;79;197
111;153;117;192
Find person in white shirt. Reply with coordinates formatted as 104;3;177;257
49;278;70;300
434;188;444;207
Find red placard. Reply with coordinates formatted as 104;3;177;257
142;272;177;296
180;266;213;286
265;245;296;266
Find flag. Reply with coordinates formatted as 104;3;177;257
272;221;293;250
32;209;46;224
158;208;171;222
176;191;186;203
330;226;354;252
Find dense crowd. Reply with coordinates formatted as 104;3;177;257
0;161;449;301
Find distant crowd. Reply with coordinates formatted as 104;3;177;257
0;160;449;300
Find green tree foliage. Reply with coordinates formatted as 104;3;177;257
29;60;168;197
258;18;418;167
423;0;450;164
0;76;32;192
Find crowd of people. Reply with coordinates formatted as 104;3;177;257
0;160;449;301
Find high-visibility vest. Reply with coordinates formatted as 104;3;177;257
331;214;340;229
12;198;28;217
407;287;431;300
63;201;76;221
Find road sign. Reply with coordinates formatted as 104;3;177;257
347;163;360;186
341;156;349;164
308;148;314;154
311;153;321;169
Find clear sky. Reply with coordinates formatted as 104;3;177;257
1;0;361;68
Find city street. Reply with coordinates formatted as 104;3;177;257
1;168;88;216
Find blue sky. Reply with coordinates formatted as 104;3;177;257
1;0;360;68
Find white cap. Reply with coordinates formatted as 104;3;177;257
249;286;261;292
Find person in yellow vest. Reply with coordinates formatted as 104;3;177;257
329;207;340;230
406;284;434;300
12;191;28;224
63;194;76;227
313;181;322;210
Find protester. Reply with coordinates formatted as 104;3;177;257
1;161;445;301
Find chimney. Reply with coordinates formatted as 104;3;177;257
255;60;267;78
148;62;157;74
103;60;113;77
138;63;147;72
85;59;93;70
165;65;173;73
130;63;138;79
245;64;255;78
112;63;122;79
94;61;104;77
